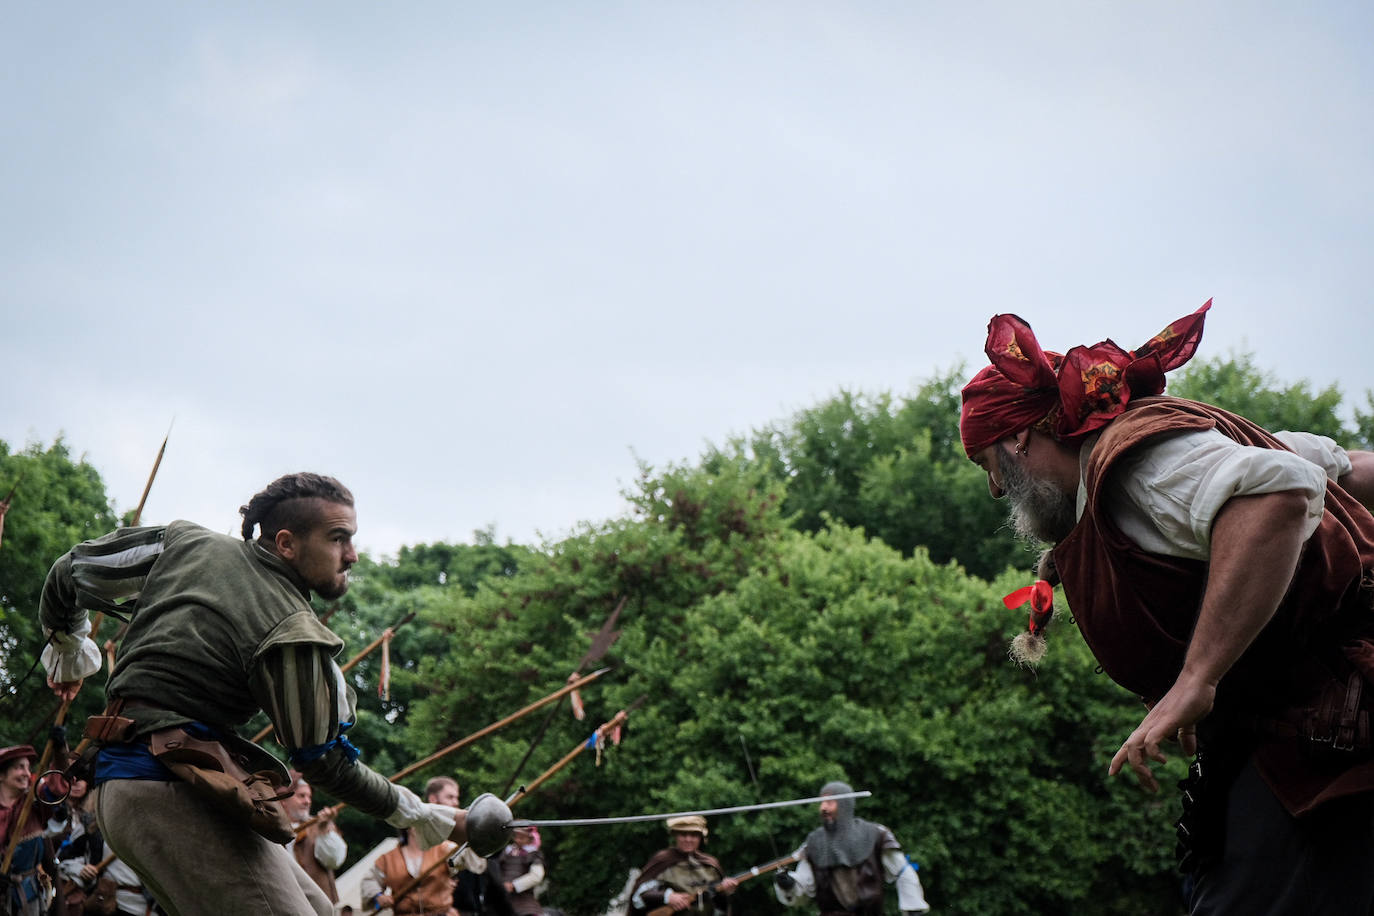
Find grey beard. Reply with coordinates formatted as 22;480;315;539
996;444;1076;543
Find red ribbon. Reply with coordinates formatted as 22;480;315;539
1003;580;1055;636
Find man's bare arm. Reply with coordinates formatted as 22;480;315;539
1339;450;1374;513
1109;489;1309;789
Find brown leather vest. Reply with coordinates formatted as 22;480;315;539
376;842;456;914
1053;397;1374;814
291;824;339;903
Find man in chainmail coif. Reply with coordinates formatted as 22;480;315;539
774;781;930;915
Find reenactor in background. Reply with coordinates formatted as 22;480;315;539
494;825;545;915
774;781;930;915
364;778;487;916
285;773;347;905
628;816;737;915
1;745;52;916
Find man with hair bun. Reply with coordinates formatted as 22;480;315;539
961;301;1374;914
36;472;510;916
774;781;929;915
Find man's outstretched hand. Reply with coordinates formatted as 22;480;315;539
1108;674;1215;791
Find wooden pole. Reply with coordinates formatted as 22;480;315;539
645;851;802;916
2;698;71;871
388;707;631;908
251;612;418;745
293;667;611;836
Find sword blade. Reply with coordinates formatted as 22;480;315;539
508;790;871;828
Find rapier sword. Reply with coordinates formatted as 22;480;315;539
506;789;871;828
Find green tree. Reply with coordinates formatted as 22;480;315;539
1355;393;1374;450
1169;351;1352;441
390;459;1183;916
0;438;120;742
717;371;1025;582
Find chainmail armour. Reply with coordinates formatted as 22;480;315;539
804;781;885;868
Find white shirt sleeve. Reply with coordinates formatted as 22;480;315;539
1273;431;1353;481
454;846;488;875
884;848;930;912
1101;428;1329;560
511;860;546;894
313;826;347;870
359;863;387;903
39;617;103;684
775;849;814;907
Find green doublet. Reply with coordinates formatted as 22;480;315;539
107;522;343;767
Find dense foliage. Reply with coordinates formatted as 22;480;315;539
357;459;1185;915
714;372;1026;582
0;439;120;739
2;354;1371;915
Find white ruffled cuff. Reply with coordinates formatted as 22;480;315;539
384;784;457;849
41;619;103;683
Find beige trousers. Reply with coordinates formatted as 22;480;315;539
91;780;332;916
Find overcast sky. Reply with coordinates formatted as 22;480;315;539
4;2;1372;558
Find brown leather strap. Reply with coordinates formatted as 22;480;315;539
82;698;136;744
1336;671;1364;751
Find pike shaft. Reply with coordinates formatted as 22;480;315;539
509;790;870;828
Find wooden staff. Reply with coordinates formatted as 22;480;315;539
501;596;625;796
645;850;803;916
87;423;171;652
508;706;630;807
390;667;611;787
2;698;71;871
1;469;25;506
251;611;418;745
389;706;634;908
293;667;612;836
130;423;171;528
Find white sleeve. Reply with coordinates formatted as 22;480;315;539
511;861;545;894
39;617;103;684
359;863;387;902
384;785;457;849
1106;428;1328;559
883;848;930;912
313;827;347;870
1273;431;1353;481
454;846;488;875
775;850;815;907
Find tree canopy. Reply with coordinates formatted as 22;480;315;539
0;438;120;737
2;352;1370;916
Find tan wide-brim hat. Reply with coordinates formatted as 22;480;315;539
665;814;708;836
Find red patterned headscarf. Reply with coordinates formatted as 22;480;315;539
960;299;1211;457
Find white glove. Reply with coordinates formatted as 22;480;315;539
385;785;458;849
41;620;102;683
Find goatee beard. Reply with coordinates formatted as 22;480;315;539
997;444;1076;543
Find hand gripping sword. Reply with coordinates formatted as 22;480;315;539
505;789;871;829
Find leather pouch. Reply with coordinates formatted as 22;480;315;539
148;727;295;844
82;877;117;916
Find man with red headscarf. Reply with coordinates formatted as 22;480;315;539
961;300;1374;915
